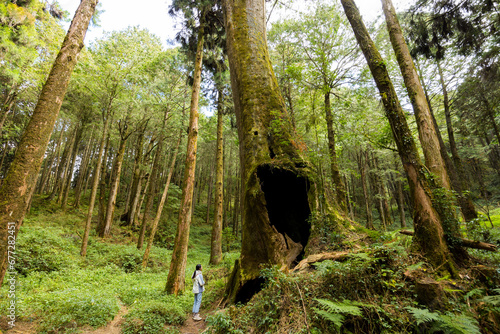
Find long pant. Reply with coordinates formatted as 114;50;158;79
192;292;203;313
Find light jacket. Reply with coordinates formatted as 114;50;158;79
192;270;205;294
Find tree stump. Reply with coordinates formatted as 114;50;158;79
415;277;446;309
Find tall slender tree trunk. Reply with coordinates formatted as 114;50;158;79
357;149;373;229
165;24;205;296
0;0;98;285
81;115;110;257
342;0;459;274
382;0;451;190
324;92;347;211
205;159;215;224
419;60;477;221
73;131;94;208
137;140;163;249
393;155;407;228
142;130;183;268
61;126;82;208
40;123;65;194
99;130;129;237
126;132;147;226
210;90;224;265
48;127;74;201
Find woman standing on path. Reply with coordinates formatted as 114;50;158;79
192;264;205;321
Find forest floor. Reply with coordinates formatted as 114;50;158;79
1;195;500;333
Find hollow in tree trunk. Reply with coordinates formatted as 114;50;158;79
222;0;345;304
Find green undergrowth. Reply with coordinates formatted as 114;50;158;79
0;193;241;333
205;229;500;334
2;195;499;333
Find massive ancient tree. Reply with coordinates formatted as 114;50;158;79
0;0;99;285
341;0;460;274
222;0;344;304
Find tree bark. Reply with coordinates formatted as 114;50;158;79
342;0;459;274
357;149;373;229
210;89;224;265
0;0;98;285
165;24;205;296
381;0;451;190
324;92;347;212
222;0;342;304
417;60;478;222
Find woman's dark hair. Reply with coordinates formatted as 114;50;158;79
192;264;202;279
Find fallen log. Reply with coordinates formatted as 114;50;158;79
292;251;350;272
399;230;497;252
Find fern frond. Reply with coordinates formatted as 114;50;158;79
313;308;344;329
406;261;425;271
480;294;500;306
435;313;480;334
405;306;440;325
315;299;363;317
464;288;484;300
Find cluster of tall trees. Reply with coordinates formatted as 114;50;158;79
1;0;499;300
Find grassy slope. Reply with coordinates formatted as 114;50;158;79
0;192;239;334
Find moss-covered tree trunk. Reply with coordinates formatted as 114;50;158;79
341;0;458;274
381;0;451;190
0;0;98;285
164;25;205;296
357;149;374;229
222;0;343;304
210;88;224;265
325;92;347;211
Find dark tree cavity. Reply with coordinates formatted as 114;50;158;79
257;165;311;260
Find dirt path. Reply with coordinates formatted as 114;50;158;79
4;321;37;334
178;314;207;334
80;304;128;334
